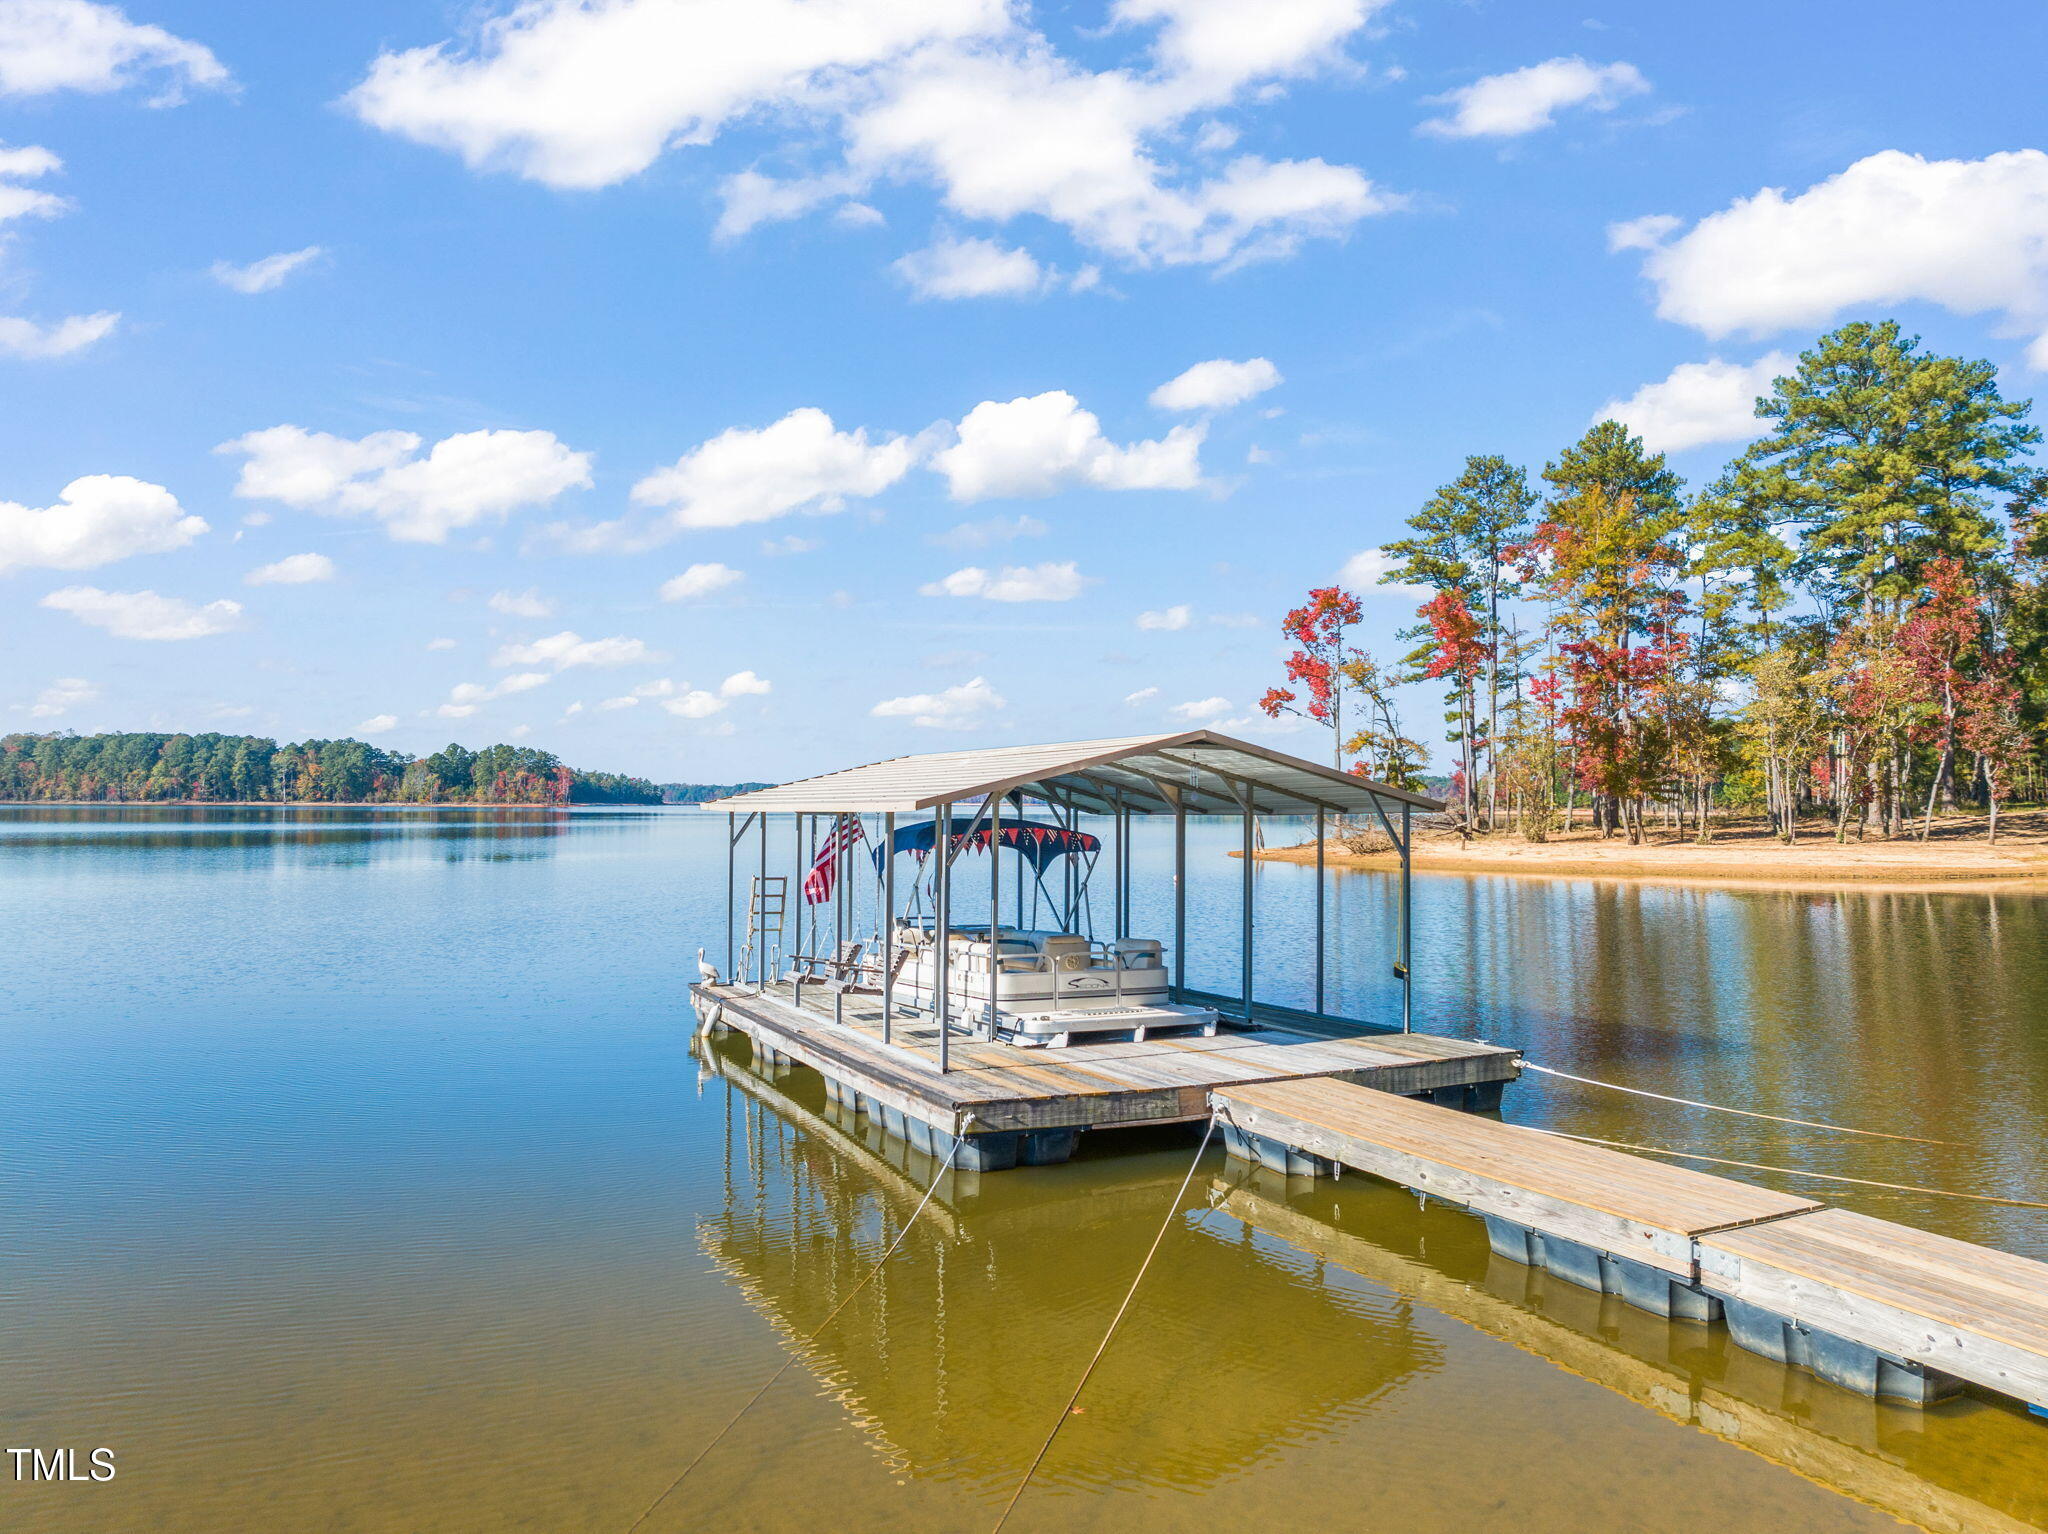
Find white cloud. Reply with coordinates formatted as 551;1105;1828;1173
245;552;336;586
1123;685;1159;706
426;636;457;651
931;513;1046;549
211;246;325;294
349;0;1002;190
1149;356;1281;411
0;146;119;358
0;311;118;358
1606;212;1679;252
761;533;819;555
626;407;912;533
1596;353;1792;453
1419;57;1648;139
597;695;639;711
28;675;96;717
1168;694;1231;721
219;425;593;543
487;586;554;618
870;674;1005;729
490;630;656;670
718;669;771;696
358;713;398;735
659;561;744;601
1623;150;2048;365
438;671;549;717
40;585;241;640
632;678;677;698
1137;603;1193;630
893;235;1046;299
1339;546;1429;597
659;668;767;718
0;475;205;573
932;390;1203;501
0;142;66;226
0;0;229;102
663;690;724;719
921;560;1092;602
347;0;1397;273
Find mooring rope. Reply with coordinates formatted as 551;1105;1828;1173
1541;1128;2048;1210
1520;1061;1958;1145
623;1137;962;1534
990;1114;1220;1534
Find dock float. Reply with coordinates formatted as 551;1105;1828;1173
1212;1077;2048;1416
692;978;1520;1170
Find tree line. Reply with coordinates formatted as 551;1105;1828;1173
1264;320;2047;843
0;732;663;806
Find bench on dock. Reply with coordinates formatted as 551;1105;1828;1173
1215;1077;1819;1319
1700;1208;2048;1411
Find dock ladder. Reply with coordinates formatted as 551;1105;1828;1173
739;875;787;987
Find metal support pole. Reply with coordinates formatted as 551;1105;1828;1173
1172;797;1186;996
1400;801;1413;1033
792;813;808;1007
1110;793;1125;941
1240;796;1255;1024
834;813;848;1025
882;812;896;1044
1314;806;1326;1017
756;810;768;990
987;796;1001;1036
935;801;952;1073
725;812;736;978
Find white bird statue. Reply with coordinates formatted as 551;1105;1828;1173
696;947;720;984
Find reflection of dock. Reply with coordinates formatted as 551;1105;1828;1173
1214;1077;2048;1419
1217;1174;2048;1534
693;1037;1443;1486
693;977;1518;1168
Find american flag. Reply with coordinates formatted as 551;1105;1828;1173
802;816;865;904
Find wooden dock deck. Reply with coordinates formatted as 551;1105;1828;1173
1211;1076;2048;1416
690;978;1520;1169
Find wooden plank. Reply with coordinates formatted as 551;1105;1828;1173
1216;1181;2048;1534
697;981;1521;1139
1701;1208;2048;1408
1216;1077;1819;1278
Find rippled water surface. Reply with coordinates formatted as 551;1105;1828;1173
6;804;2048;1533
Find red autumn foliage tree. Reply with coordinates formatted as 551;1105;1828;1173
1417;589;1489;830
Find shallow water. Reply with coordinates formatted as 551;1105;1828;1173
5;805;2047;1532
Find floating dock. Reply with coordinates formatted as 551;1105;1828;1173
691;977;1520;1170
1212;1077;2048;1417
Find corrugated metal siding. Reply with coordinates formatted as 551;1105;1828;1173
700;731;1443;816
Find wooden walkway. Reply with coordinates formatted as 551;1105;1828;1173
1212;1076;2048;1415
691;979;1519;1167
1217;1175;2048;1534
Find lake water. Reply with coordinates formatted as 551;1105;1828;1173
6;805;2048;1532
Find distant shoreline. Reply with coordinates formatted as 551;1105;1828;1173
0;799;675;810
1244;815;2048;894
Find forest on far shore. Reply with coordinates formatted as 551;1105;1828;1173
0;732;662;805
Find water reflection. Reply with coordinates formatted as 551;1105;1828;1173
697;1038;1440;1492
7;807;2047;1533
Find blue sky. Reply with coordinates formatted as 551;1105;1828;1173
4;0;2046;782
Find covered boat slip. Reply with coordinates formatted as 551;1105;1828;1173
693;730;1512;1168
706;729;1444;1063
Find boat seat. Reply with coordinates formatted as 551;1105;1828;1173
1114;937;1164;969
1041;935;1094;971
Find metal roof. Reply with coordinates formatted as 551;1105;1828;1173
699;730;1444;818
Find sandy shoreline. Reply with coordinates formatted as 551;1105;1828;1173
1246;815;2048;894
